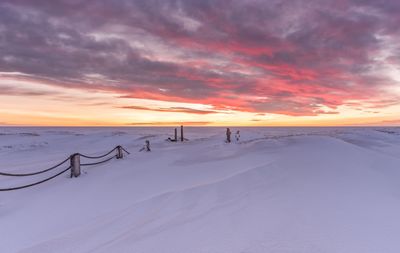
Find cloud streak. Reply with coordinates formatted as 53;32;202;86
127;121;211;126
0;85;60;97
119;105;221;115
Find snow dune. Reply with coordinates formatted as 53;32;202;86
1;127;400;253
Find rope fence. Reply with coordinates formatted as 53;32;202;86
0;167;71;191
0;145;130;192
79;147;118;159
0;156;70;177
81;155;117;166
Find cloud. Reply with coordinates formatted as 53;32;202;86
119;105;221;115
126;121;211;126
379;119;400;126
0;0;399;116
0;85;60;96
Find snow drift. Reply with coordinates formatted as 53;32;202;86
1;127;400;253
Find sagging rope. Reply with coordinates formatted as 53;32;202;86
0;156;70;177
0;145;130;191
120;146;130;155
79;147;118;159
81;155;117;166
81;146;130;166
0;166;71;191
0;146;129;177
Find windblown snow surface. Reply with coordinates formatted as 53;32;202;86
1;127;400;253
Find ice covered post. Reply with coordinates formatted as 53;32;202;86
235;130;240;141
145;140;151;151
181;125;184;142
70;153;81;178
116;145;123;159
140;140;151;152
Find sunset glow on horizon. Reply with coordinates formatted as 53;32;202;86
1;1;400;126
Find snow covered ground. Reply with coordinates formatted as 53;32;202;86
1;126;400;253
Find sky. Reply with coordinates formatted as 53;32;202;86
0;0;399;126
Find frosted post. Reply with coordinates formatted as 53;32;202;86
70;153;81;178
116;146;123;159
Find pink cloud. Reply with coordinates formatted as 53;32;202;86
1;0;399;117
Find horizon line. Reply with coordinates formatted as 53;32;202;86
1;125;399;128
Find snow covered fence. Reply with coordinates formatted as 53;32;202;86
0;145;130;191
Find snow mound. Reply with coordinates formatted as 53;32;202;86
1;127;400;253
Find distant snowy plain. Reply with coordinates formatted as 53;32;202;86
1;127;400;253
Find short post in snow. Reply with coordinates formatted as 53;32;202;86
145;140;151;151
70;153;81;178
116;145;124;159
235;130;240;142
226;128;231;143
181;125;184;142
167;128;178;142
139;140;151;152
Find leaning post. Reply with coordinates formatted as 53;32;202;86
70;153;81;178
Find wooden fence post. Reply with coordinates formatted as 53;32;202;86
226;128;231;143
181;125;184;142
70;153;81;178
174;128;178;141
116;146;123;159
